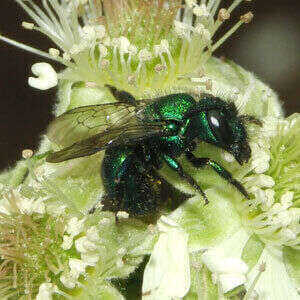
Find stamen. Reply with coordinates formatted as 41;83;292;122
210;0;222;17
136;49;152;75
244;263;266;300
0;34;70;67
211;12;253;52
193;4;210;17
127;44;138;71
118;36;131;71
97;44;108;69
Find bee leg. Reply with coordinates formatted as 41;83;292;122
185;152;250;199
163;154;209;205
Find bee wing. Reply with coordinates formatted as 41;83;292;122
47;102;143;148
46;122;166;163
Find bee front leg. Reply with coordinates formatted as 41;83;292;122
185;151;249;199
163;154;209;205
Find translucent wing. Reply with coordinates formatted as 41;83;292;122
46;101;167;163
47;102;139;148
46;122;165;163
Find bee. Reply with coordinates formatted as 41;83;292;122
46;85;261;217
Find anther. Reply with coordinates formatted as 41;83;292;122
22;149;34;159
22;22;34;30
49;48;60;58
241;12;254;24
193;4;210;17
218;9;230;22
155;64;167;73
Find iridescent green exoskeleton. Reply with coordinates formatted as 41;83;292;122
46;85;261;217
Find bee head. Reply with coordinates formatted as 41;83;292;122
193;96;261;165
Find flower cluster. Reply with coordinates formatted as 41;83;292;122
241;114;300;248
0;169;153;299
0;0;299;299
1;0;254;96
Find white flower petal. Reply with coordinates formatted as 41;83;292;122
244;174;275;189
61;235;73;250
36;283;58;300
0;198;11;215
60;273;77;289
280;191;294;209
202;249;248;275
86;226;100;242
28;63;58;90
65;217;85;237
75;236;97;253
81;252;100;266
142;217;190;299
69;258;86;279
246;247;299;299
218;273;247;293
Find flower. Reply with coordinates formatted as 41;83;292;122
168;114;300;299
0;0;298;299
0;173;153;299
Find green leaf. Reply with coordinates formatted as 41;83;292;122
241;234;265;270
283;246;300;289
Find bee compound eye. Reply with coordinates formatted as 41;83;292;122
207;110;232;144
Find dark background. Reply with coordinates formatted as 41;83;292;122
0;0;299;170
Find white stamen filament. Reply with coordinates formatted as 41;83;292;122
0;34;70;66
211;19;244;52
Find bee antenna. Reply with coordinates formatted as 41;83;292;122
240;115;263;127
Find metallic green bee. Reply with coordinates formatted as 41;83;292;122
46;85;261;216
